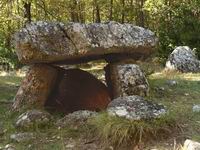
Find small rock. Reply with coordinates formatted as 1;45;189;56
193;105;200;113
183;139;200;150
15;110;52;129
56;110;97;128
4;144;16;150
166;80;178;86
185;93;190;96
10;132;34;143
66;144;75;149
154;87;165;96
107;95;166;120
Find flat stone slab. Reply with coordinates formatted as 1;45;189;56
13;21;157;64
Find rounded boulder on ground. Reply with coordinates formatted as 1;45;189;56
15;110;52;129
107;95;166;120
166;46;200;73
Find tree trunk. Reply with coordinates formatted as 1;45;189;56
139;0;145;27
94;0;101;23
109;0;113;21
23;2;32;24
121;0;125;23
70;0;79;22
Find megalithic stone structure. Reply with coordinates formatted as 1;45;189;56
12;21;158;114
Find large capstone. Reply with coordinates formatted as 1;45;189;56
13;64;58;111
166;46;200;73
107;95;166;120
13;21;157;64
105;63;149;99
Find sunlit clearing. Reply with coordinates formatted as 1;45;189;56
0;71;26;77
0;71;8;76
150;70;200;81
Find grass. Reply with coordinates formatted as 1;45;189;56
0;63;200;149
89;111;180;146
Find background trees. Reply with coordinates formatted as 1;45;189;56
0;0;200;69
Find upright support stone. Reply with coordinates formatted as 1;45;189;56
13;64;58;111
105;63;149;99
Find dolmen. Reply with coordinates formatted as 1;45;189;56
13;21;164;117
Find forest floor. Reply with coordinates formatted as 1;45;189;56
0;61;200;150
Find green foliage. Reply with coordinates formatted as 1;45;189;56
0;0;200;68
145;0;200;60
0;45;19;69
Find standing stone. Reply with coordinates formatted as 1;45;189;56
105;63;149;99
12;64;58;111
166;46;200;73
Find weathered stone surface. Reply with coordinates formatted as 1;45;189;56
166;80;178;87
4;144;16;150
56;110;97;128
13;21;157;64
15;110;52;129
166;46;200;73
10;132;34;143
105;63;149;99
12;64;58;111
107;95;166;120
192;105;200;113
45;68;111;114
183;139;200;150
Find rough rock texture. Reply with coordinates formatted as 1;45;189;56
166;80;178;87
183;139;200;150
105;63;149;99
45;68;111;114
166;46;200;73
12;64;58;111
4;144;16;150
15;110;52;129
13;21;157;64
56;110;97;128
107;95;166;120
192;105;200;113
10;132;34;142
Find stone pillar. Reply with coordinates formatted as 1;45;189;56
13;64;58;111
105;63;149;99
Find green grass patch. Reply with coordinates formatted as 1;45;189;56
0;74;22;101
89;110;188;147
